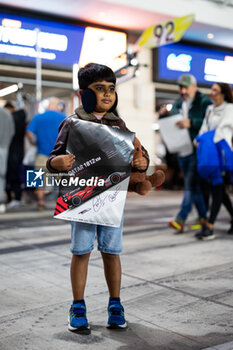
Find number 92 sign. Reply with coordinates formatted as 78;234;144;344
136;14;195;49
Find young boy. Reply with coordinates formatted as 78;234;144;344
46;63;149;333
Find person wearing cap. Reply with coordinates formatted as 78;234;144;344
159;74;212;233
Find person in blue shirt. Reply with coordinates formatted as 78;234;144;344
26;97;66;210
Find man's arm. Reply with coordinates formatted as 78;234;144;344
158;99;181;120
26;130;36;145
176;118;191;129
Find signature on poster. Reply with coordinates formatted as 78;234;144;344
92;186;120;212
108;186;120;202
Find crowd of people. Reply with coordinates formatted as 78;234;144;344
0;73;233;244
0;97;66;213
160;74;233;240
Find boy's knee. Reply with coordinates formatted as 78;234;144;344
101;252;120;260
72;252;91;259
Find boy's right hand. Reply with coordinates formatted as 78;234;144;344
50;154;75;171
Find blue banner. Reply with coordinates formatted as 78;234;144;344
0;12;85;67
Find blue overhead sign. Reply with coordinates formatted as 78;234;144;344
0;13;86;68
155;43;233;85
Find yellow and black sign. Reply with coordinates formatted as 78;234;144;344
136;14;195;49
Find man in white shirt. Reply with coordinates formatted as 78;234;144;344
159;74;212;232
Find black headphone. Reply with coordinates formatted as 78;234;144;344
81;88;118;114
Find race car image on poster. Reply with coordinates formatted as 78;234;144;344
105;171;127;187
61;172;127;210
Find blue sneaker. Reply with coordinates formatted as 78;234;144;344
107;300;127;329
68;302;90;334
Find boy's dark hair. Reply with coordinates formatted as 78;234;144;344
78;63;116;90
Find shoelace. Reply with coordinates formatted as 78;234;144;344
71;307;85;318
109;306;123;315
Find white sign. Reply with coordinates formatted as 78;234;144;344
158;114;193;154
204;56;233;84
0;25;68;61
167;53;192;72
0;26;68;50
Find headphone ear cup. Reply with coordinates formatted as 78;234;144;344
81;89;97;113
108;92;118;113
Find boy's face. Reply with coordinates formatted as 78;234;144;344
88;81;116;113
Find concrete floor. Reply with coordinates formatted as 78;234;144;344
0;190;233;350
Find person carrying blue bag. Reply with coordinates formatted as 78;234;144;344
196;130;223;186
195;83;233;240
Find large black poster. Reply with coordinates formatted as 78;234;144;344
54;117;134;227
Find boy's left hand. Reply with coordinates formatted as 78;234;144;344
132;157;147;171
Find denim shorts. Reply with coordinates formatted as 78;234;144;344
70;217;124;255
